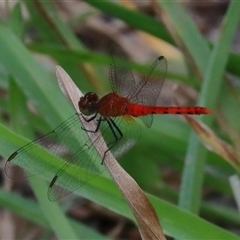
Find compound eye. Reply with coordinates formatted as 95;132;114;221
87;92;98;102
78;92;99;116
79;97;88;109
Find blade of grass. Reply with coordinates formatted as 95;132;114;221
30;178;79;239
0;1;239;237
5;8;80;237
0;189;108;240
8;78;78;239
56;66;166;239
0;21;73;127
0;117;239;239
8;78;33;138
8;2;25;38
83;0;174;45
178;1;240;213
28;43;200;88
24;0;104;93
156;1;210;76
83;0;240;80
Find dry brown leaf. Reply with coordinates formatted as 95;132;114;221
56;66;166;240
185;114;240;169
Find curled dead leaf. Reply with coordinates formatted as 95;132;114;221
185;115;240;169
56;66;165;240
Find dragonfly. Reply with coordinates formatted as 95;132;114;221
5;45;211;201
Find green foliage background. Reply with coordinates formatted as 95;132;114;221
0;1;240;239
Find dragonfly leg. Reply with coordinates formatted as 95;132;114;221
102;118;123;164
81;113;97;122
81;114;102;133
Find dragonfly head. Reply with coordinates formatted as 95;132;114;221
79;92;99;116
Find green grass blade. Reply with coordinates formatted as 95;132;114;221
0;21;73;127
0;189;108;239
0;122;239;239
178;0;240;213
30;178;79;239
84;0;174;44
8;77;78;238
158;1;210;75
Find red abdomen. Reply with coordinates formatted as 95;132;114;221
127;104;211;117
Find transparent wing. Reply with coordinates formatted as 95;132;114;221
47;115;141;201
130;56;167;106
47;130;106;201
108;43;167;128
5;113;88;178
5;112;141;201
109;42;136;97
129;56;167;127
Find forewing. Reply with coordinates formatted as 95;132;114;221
47;130;106;201
47;116;141;201
5;113;89;179
129;56;167;127
130;56;167;106
6;112;141;201
109;43;136;97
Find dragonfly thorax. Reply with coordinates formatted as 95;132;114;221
97;92;130;117
79;92;99;116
